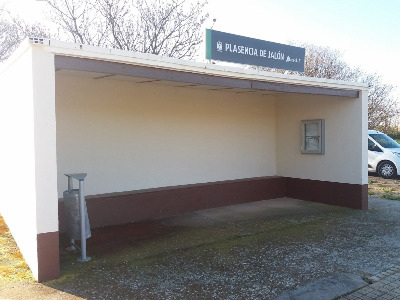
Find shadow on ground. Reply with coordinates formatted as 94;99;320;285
3;197;400;299
51;197;400;299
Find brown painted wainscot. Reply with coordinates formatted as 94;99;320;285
58;176;367;233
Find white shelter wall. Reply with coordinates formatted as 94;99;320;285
276;93;367;184
55;75;277;197
0;47;39;279
31;47;58;235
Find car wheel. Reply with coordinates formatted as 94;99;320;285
377;161;397;179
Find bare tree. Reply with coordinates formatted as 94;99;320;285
43;0;208;59
43;0;107;45
300;44;359;81
259;43;360;80
0;5;49;62
133;0;208;58
362;73;398;130
298;44;399;130
258;42;399;130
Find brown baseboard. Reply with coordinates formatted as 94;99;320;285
37;231;60;282
58;176;367;232
59;176;285;231
285;177;368;209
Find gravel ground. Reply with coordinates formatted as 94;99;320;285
45;198;400;298
368;173;400;199
2;189;400;299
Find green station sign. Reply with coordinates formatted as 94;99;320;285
206;29;305;72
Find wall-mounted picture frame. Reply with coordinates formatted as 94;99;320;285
301;119;325;154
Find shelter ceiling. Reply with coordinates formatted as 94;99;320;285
56;69;282;96
55;56;359;98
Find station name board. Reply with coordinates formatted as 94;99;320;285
206;29;305;72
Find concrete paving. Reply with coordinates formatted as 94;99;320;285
337;265;400;300
6;196;400;299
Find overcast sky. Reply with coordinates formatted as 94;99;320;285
4;0;400;95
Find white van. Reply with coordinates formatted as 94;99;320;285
368;130;400;178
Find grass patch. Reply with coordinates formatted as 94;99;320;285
0;214;34;282
383;187;396;193
0;219;9;235
382;193;400;201
129;255;160;267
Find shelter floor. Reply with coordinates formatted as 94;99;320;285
5;197;400;299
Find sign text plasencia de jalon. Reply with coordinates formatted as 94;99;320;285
206;29;305;72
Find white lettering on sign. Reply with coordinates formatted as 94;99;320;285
219;42;302;65
286;56;301;63
268;51;285;60
207;29;306;71
225;43;259;56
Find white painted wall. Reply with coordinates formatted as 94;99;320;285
31;47;58;235
0;46;38;278
276;92;368;184
1;49;33;278
55;74;277;197
0;44;57;280
360;90;369;184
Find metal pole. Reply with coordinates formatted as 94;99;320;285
67;175;75;247
67;176;73;191
77;179;91;262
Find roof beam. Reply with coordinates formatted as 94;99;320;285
54;55;359;98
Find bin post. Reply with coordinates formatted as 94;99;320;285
77;177;90;262
66;176;75;248
67;176;73;191
65;173;91;262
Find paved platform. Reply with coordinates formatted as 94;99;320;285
338;265;400;300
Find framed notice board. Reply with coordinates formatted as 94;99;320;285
301;119;325;154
